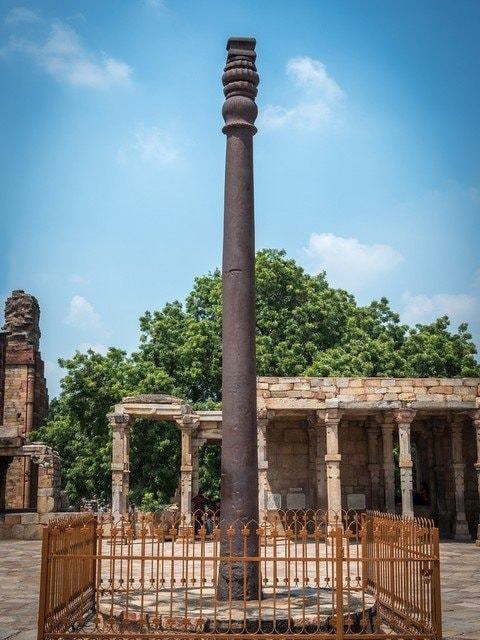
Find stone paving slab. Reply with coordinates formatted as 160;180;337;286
0;540;478;639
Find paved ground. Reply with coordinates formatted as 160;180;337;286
0;540;478;639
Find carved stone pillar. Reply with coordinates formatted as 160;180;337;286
380;416;395;512
176;415;200;525
307;417;317;508
257;410;269;520
322;409;343;522
472;411;480;546
315;415;327;510
451;415;470;540
426;428;436;511
108;412;132;518
367;421;380;509
393;409;416;517
433;420;449;536
191;437;204;500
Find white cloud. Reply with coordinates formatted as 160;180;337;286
4;22;132;88
260;56;345;131
76;342;108;355
117;125;179;166
4;7;39;25
65;295;101;329
302;232;403;290
287;57;344;100
402;291;479;327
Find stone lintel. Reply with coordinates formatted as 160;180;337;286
122;394;185;405
411;401;476;410
0;437;24;452
197;411;223;422
120;404;184;420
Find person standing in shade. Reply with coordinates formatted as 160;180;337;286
192;491;208;534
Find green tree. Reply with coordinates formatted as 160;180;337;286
34;249;480;505
32;347;176;506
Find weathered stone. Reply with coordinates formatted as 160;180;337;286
122;394;184;405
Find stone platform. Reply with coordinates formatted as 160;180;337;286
0;511;76;540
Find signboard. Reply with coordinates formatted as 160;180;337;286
287;492;306;510
347;493;366;510
265;492;282;510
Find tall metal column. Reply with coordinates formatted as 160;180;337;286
218;37;260;601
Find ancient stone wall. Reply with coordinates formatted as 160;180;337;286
0;332;5;424
266;419;312;510
257;377;480;410
340;420;370;504
1;290;50;512
2;290;48;437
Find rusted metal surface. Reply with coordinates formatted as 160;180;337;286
37;510;441;639
37;513;96;640
220;36;260;600
363;510;442;639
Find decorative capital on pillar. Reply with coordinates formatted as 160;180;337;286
175;414;200;431
222;37;259;134
325;408;343;425
468;409;480;428
316;408;343;426
257;408;268;421
107;412;131;428
449;413;465;429
393;408;416;425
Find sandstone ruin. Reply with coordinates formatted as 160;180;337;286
0;290;63;539
109;378;480;543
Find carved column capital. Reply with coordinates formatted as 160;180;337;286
257;408;268;421
107;412;131;428
175;415;200;432
222;38;259;134
469;409;480;428
393;408;416;425
449;413;465;428
317;408;343;425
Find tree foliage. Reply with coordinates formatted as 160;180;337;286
32;249;480;505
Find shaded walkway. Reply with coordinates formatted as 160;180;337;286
0;540;478;640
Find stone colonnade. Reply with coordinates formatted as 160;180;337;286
109;380;480;543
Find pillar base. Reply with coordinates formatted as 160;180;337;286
453;519;471;541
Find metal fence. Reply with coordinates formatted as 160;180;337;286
38;509;441;639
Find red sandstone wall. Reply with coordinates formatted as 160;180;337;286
2;291;48;435
0;332;6;424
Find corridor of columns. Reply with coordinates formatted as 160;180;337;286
109;378;480;542
260;407;479;540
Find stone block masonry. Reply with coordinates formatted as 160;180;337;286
0;290;62;538
112;377;480;542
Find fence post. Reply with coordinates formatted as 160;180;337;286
361;513;368;592
37;524;50;640
90;516;97;609
431;527;442;640
335;526;344;640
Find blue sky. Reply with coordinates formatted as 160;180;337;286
1;0;479;398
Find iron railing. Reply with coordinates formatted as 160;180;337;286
38;509;441;639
